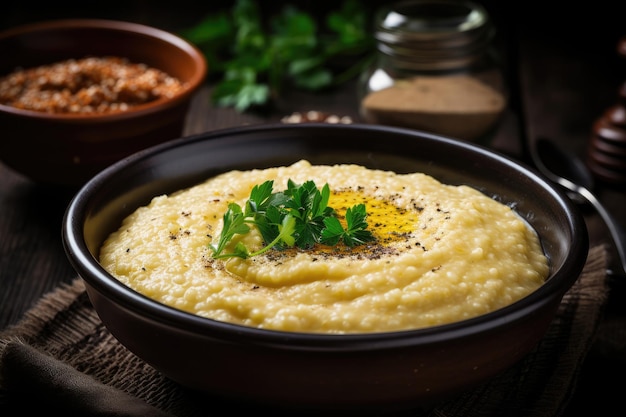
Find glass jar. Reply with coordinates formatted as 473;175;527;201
359;0;507;142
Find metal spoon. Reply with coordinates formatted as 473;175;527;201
531;137;626;278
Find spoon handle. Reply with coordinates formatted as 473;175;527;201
530;137;626;278
570;181;626;278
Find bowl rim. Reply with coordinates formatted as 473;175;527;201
62;123;589;351
0;18;207;121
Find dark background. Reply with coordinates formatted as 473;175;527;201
3;0;626;48
4;0;626;121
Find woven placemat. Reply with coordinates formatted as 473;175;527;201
0;245;609;416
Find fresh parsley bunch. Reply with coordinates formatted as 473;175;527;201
180;0;375;112
210;179;375;259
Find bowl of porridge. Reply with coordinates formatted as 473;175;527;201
0;18;206;187
62;123;588;413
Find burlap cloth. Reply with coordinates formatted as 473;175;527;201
0;245;612;416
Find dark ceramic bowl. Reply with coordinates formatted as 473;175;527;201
0;19;207;187
62;123;588;414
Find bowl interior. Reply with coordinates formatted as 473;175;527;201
68;123;587;310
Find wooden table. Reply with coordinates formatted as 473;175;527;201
2;1;625;415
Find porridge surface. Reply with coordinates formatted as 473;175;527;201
99;160;549;333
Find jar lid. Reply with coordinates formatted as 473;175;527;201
374;0;494;71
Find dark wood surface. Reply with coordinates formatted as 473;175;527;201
2;1;626;415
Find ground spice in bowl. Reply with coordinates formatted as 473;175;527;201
0;56;187;114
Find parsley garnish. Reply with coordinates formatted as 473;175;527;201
210;179;375;259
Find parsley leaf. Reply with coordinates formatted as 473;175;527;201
210;179;375;259
321;203;374;246
210;203;250;258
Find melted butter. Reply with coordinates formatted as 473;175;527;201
330;189;419;245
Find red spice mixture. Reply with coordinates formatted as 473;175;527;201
0;56;187;114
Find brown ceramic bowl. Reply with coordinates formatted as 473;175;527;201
62;123;588;414
0;19;207;187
